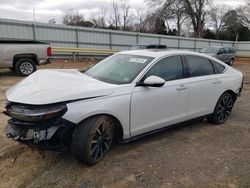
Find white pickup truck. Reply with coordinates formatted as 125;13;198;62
0;40;52;76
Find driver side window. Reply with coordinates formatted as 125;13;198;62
144;56;183;81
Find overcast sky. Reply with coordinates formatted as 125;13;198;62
0;0;247;24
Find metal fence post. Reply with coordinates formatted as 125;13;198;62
109;31;112;50
32;24;37;40
75;28;79;48
75;28;79;60
136;33;139;44
194;39;197;51
73;52;76;62
177;37;180;49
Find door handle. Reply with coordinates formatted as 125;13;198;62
213;79;222;84
176;84;189;91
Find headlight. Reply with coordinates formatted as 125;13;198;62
5;103;67;122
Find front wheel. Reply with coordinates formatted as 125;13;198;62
208;92;235;124
228;58;234;66
71;115;115;165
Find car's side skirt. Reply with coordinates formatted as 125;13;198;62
122;114;212;144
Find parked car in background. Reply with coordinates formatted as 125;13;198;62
4;50;243;165
129;44;167;50
199;46;236;66
0;40;52;76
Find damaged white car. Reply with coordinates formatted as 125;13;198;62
4;50;243;165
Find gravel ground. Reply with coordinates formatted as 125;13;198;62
0;59;250;188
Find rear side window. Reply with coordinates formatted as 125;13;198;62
186;55;214;77
212;61;225;74
144;56;183;81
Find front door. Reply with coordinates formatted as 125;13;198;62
130;56;189;137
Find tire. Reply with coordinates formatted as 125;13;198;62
208;92;235;124
71;115;115;165
15;58;37;76
228;58;234;66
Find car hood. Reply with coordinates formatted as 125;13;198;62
6;69;117;105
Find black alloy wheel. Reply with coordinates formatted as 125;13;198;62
71;115;115;165
209;93;234;124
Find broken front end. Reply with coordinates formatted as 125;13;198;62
4;102;74;150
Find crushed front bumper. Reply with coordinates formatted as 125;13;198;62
5;118;74;150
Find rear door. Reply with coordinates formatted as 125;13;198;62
184;55;226;119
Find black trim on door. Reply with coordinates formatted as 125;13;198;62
181;55;189;78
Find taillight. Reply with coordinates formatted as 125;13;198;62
47;47;52;57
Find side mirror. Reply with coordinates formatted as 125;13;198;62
217;51;222;55
137;76;165;87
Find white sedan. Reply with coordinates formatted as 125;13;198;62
4;50;243;165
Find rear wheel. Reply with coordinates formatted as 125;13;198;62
71;115;115;165
15;58;37;76
208;92;235;124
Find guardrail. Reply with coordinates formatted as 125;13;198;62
52;47;250;60
236;52;250;58
52;47;119;60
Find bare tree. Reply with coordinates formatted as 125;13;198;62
111;0;121;29
171;1;187;36
135;11;166;34
133;9;149;32
63;10;83;25
63;9;93;27
91;9;108;28
149;0;187;36
120;0;132;31
235;4;250;27
223;9;245;42
183;0;211;38
209;5;229;39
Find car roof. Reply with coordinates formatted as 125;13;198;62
118;49;214;59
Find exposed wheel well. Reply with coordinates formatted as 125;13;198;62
76;114;124;143
13;54;38;68
224;90;237;101
210;90;237;117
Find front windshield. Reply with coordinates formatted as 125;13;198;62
200;47;219;54
84;54;154;84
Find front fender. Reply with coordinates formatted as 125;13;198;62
62;94;131;139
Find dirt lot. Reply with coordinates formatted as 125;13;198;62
0;59;250;188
